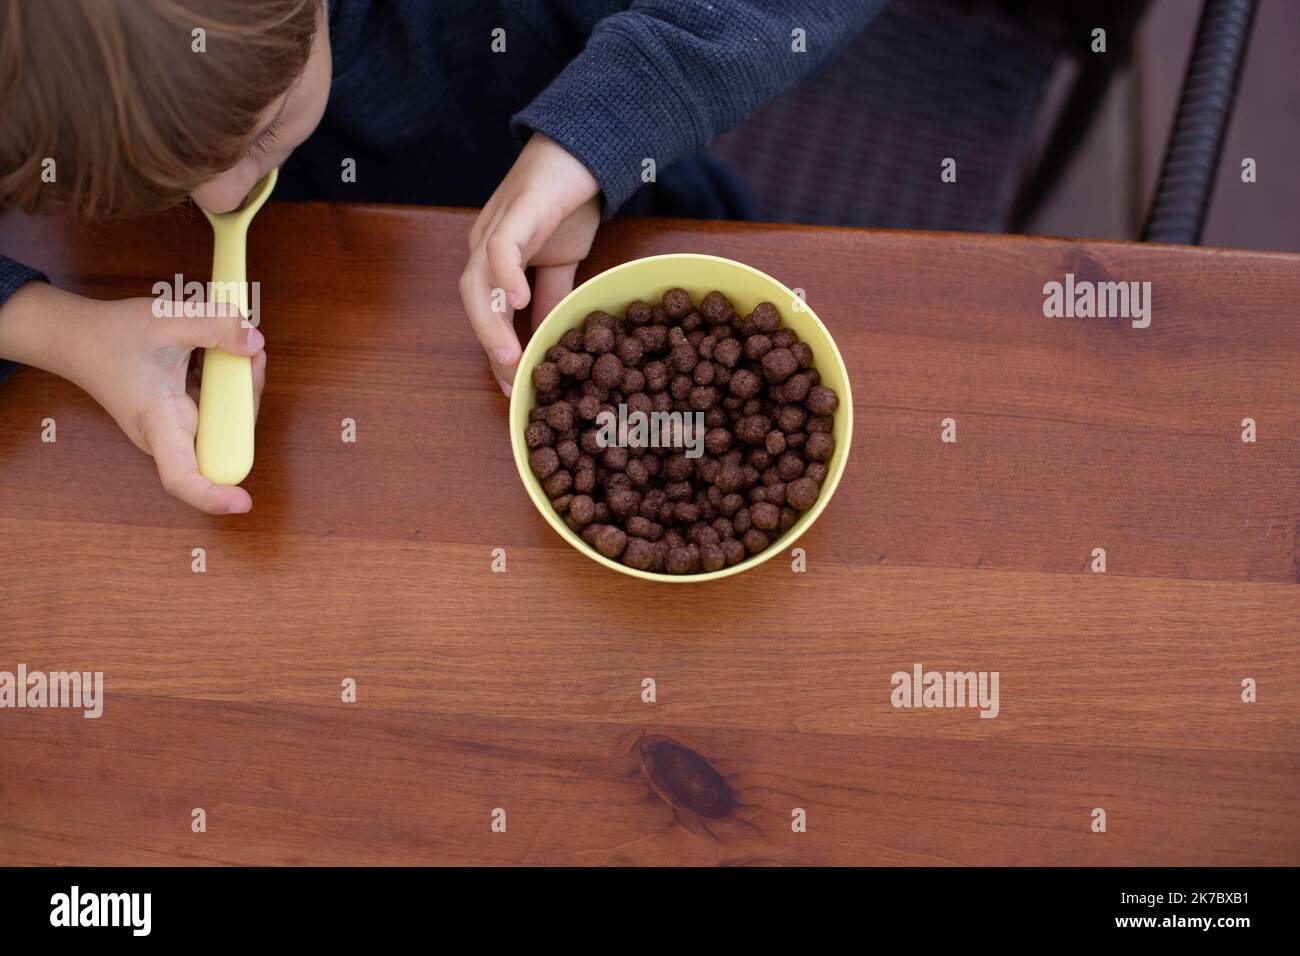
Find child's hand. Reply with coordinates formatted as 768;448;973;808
0;283;266;514
83;297;267;515
460;132;601;396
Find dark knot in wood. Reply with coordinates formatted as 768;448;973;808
633;735;735;819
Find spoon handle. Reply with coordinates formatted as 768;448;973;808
195;224;256;485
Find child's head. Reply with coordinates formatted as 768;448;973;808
0;0;330;217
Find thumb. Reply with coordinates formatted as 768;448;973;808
167;302;265;356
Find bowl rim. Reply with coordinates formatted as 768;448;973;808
509;252;853;583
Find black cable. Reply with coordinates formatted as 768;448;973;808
1141;0;1258;245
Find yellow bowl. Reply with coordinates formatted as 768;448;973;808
509;253;853;582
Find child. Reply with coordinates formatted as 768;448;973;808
0;0;879;514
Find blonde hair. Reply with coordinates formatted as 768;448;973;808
0;0;319;217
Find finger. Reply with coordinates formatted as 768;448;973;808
485;207;541;311
144;406;252;515
531;262;579;330
166;302;265;356
459;246;521;396
252;350;267;421
468;197;505;251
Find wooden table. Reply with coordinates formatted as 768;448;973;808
1;205;1297;866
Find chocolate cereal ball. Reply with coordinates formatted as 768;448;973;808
729;368;762;399
545;401;574;431
665;546;695;575
623;367;646;394
569;494;597;525
525;421;555;449
529;446;560;479
736;415;771;445
806;385;839;416
585;310;618;331
662;288;693;319
635;325;668;354
558;351;593;380
804;432;835;462
542;469;573;497
750;501;780;530
689;386;717;411
761;347;798;383
591;523;628;559
700;543;726;572
616;336;644;367
744;334;773;361
602;445;629;472
742;528;770;555
584;324;615;354
700;291;734;325
778;372;808;403
705;427;732;456
786;476;819;511
625;515;662;540
750;302;781;334
532;362;561;392
714;337;743;368
715;462;744;494
670;342;698;373
776;451;805;481
625;300;653;326
591;353;623;389
622;536;659;570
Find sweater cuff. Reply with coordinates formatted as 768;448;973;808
512;19;704;218
0;257;47;306
0;257;49;383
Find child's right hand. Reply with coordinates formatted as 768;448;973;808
460;132;601;396
0;283;266;514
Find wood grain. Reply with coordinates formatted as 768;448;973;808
0;205;1297;866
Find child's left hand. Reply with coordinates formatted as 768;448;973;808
460;132;600;396
3;284;269;515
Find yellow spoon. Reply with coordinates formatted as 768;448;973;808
195;167;278;485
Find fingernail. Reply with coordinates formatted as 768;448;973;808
246;327;265;351
493;347;515;366
227;501;250;515
498;377;513;398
